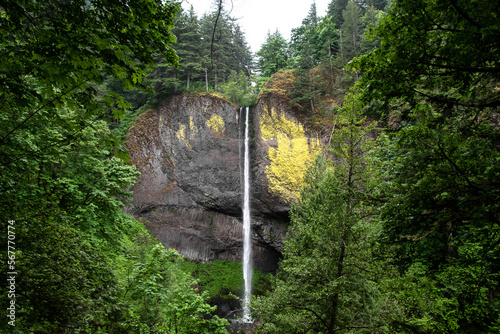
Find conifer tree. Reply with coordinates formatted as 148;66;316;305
199;4;253;92
174;6;206;91
340;0;362;62
256;30;289;77
328;0;350;28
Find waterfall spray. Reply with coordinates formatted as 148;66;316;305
242;107;253;322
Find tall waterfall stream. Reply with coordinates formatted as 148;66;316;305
242;106;253;322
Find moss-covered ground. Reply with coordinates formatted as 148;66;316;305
179;260;273;300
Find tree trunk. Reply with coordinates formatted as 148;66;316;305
214;66;218;92
205;69;208;93
353;28;357;56
186;69;190;90
174;70;178;94
329;238;345;333
340;29;343;60
328;38;335;92
329;123;355;333
311;68;316;114
309;70;316;114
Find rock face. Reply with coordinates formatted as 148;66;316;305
125;92;320;273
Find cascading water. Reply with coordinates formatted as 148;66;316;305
242;107;253;322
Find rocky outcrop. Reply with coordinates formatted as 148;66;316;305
125;92;320;273
252;74;321;213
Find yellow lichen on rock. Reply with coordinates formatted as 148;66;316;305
261;107;321;202
206;115;225;137
261;108;306;140
176;124;192;149
189;116;198;137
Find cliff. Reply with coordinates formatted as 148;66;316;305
125;90;320;273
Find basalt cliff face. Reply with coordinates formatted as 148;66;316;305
125;89;320;273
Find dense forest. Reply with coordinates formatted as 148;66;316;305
252;0;500;333
1;0;499;333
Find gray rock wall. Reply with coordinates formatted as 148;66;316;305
125;93;320;273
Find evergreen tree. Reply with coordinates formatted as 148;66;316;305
161;6;206;94
220;70;255;106
304;1;319;27
360;5;384;54
230;22;254;77
121;241;229;333
366;0;387;10
179;6;206;90
256;30;289;77
340;0;363;62
289;1;333;113
201;9;229;91
199;5;253;92
327;0;350;28
290;1;323;69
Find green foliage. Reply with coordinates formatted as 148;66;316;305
137;4;255;103
360;5;385;54
340;0;363;61
0;0;179;227
117;230;230;334
289;4;333;70
256;30;289;78
0;108;140;246
3;0;499;333
179;260;272;300
173;6;207;91
286;8;339;113
0;105;140;332
288;68;323;113
279;0;381;116
0;1;230;333
198;4;253;93
255;0;499;333
372;112;500;332
354;0;500;109
352;0;500;332
384;261;500;333
0;213;230;333
220;71;258;107
328;0;349;29
0;0;179;124
1;217;121;333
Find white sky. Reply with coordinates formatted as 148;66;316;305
180;0;331;53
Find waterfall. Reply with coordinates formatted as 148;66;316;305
242;106;253;322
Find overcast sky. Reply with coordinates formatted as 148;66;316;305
181;0;331;53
